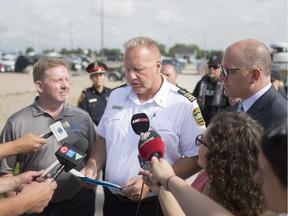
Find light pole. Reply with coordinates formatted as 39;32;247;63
100;0;104;55
69;22;74;50
203;31;207;58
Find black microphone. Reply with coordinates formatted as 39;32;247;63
138;130;165;161
131;113;150;135
42;121;70;139
50;137;88;181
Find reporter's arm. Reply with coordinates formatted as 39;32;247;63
0;170;44;194
140;168;185;215
0;180;57;216
163;173;233;216
150;157;233;216
157;186;186;216
0;134;46;160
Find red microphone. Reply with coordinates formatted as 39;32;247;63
138;130;165;161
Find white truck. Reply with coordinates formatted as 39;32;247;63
270;42;287;81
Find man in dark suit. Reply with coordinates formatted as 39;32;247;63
219;39;287;129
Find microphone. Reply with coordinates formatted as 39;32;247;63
138;130;165;161
42;121;70;141
131;113;150;135
50;137;88;181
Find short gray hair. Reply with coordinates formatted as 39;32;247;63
123;36;161;57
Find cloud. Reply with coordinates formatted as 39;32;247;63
0;0;286;52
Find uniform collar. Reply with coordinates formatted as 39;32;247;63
127;75;171;108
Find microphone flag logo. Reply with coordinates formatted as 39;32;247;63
50;121;68;141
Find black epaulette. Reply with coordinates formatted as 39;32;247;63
177;88;196;102
112;83;129;91
81;87;89;94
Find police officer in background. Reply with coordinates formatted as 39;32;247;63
193;55;229;125
78;62;112;126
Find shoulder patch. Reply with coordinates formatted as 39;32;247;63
177;89;196;102
78;92;86;104
192;107;206;127
112;83;129;91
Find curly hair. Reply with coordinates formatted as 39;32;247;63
205;112;266;215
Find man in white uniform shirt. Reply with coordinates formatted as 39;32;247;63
81;36;206;216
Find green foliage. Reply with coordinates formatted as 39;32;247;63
206;50;224;58
158;44;167;56
25;47;34;54
21;43;224;60
13;162;20;176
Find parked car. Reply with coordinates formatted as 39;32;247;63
14;55;42;73
270;42;288;82
0;63;13;72
0;52;17;71
107;69;125;82
14;54;84;73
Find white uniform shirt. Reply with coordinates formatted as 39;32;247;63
97;78;206;193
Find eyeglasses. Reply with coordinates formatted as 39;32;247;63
195;134;209;147
208;65;219;70
219;65;252;77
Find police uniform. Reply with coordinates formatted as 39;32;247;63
97;77;205;213
0;97;97;216
78;62;112;126
193;55;229;125
78;86;112;126
193;74;229;124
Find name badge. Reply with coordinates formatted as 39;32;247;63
89;98;97;103
112;105;123;110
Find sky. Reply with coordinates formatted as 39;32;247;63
0;0;287;53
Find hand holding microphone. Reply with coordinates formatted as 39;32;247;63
40;138;88;180
138;130;166;195
11;134;47;155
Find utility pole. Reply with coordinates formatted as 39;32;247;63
69;22;74;50
100;0;104;55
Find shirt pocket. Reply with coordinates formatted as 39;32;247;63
103;109;126;145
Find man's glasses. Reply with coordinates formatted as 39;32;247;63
219;65;252;77
195;134;209;147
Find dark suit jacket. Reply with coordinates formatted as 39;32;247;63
230;86;287;130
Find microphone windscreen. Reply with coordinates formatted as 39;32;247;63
138;130;164;160
131;113;150;135
71;137;89;152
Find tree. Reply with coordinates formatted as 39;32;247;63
158;44;167;56
25;47;34;54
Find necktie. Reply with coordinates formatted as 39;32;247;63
237;101;244;112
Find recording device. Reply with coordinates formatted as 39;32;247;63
131;113;150;135
50;137;88;181
42;121;70;141
138;130;165;161
131;113;151;170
